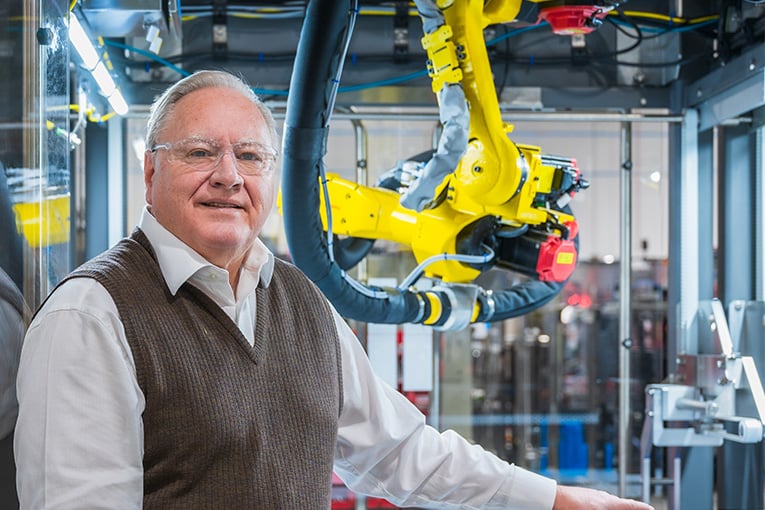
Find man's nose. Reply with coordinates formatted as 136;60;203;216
210;151;244;187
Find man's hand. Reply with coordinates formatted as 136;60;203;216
554;485;655;510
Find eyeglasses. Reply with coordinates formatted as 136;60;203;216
150;138;277;176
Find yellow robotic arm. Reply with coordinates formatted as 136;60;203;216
321;0;587;283
281;0;591;329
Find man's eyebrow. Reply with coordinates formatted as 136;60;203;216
179;136;218;145
181;137;271;147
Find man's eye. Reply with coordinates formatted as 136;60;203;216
187;148;213;158
238;151;263;162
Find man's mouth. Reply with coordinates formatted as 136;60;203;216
201;201;242;209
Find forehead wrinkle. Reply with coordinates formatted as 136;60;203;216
233;138;276;151
235;138;266;145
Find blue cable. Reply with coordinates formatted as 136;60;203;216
102;40;290;96
486;22;549;46
103;40;190;78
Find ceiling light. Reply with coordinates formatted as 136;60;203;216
91;62;117;96
67;14;99;70
106;91;129;116
66;13;129;115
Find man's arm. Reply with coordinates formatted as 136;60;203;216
15;279;144;509
332;310;556;510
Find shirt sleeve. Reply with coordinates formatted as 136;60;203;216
0;300;24;439
332;310;557;510
15;278;144;510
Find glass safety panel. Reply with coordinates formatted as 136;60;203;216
3;0;71;309
0;2;71;499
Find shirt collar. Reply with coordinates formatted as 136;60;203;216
138;207;274;296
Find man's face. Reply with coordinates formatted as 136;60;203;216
144;87;276;271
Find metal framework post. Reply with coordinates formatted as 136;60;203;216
677;110;700;356
22;0;44;308
671;109;715;510
756;120;764;302
351;117;369;510
618;121;632;497
107;117;125;247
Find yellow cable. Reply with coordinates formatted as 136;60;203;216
687;15;720;24
357;8;420;16
618;10;719;25
45;105;110;124
69;0;77;12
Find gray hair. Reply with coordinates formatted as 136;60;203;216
145;70;279;151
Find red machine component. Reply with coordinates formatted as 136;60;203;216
537;5;612;35
564;219;579;240
536;236;578;282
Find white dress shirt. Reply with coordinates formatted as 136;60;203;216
15;207;557;510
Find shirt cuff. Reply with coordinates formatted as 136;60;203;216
492;465;557;510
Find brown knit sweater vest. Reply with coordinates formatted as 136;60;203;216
65;229;343;509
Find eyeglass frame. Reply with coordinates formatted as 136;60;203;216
149;137;278;176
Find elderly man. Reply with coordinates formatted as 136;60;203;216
15;70;652;510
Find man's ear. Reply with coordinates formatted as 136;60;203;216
144;150;155;205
